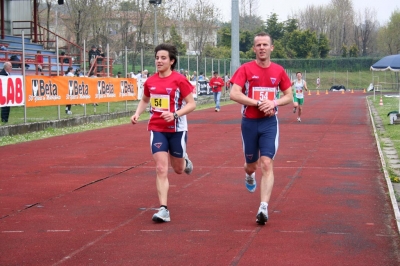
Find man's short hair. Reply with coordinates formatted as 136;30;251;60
213;71;218;75
254;32;274;45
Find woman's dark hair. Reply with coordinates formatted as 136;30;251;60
154;43;177;70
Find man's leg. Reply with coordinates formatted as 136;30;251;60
259;156;274;203
217;91;221;111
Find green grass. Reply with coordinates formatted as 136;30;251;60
298;70;398;91
370;95;400;182
0;100;234;146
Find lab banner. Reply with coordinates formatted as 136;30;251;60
0;75;25;107
25;76;138;107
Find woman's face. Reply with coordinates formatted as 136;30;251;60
155;50;174;73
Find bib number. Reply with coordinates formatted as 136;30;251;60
150;94;170;112
252;87;276;101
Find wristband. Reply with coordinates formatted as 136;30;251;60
257;100;261;107
273;100;277;107
173;112;179;120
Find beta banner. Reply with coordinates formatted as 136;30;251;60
0;75;25;107
25;76;138;107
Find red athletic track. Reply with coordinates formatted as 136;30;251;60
1;91;400;265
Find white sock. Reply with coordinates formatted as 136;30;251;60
260;202;268;208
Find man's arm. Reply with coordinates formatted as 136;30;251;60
230;83;258;107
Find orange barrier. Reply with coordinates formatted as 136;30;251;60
24;76;138;107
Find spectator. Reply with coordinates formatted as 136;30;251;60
198;72;205;81
116;71;122;78
191;71;197;81
60;51;69;64
1;62;12;123
185;70;190;80
75;68;83;77
88;45;97;70
96;45;105;73
36;51;43;73
142;69;148;78
10;54;21;68
65;67;74;115
209;71;224;112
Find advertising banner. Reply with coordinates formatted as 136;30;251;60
0;75;25;107
24;76;138;107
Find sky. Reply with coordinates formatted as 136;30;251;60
215;0;399;25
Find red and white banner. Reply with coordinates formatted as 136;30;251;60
0;75;25;107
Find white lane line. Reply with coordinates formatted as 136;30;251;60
190;230;209;232
47;230;71;232
376;234;396;237
279;231;305;233
327;232;350;235
140;230;162;232
2;231;24;233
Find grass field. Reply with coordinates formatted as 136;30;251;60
0;100;233;146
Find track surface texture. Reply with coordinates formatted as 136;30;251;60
1;91;400;265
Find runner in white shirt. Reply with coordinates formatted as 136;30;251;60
291;72;308;122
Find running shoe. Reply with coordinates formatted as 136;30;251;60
184;153;193;175
152;207;170;222
245;173;256;192
215;108;218;112
256;204;268;225
297;117;301;122
293;107;297;113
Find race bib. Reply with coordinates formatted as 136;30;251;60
252;87;276;101
150;94;170;112
296;89;304;98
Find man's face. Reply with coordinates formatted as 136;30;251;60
5;64;12;73
253;35;274;61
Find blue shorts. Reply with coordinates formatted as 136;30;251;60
241;116;279;163
150;131;187;158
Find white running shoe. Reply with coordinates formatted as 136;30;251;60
256;204;268;225
297;117;301;122
152;207;170;222
184;153;193;175
245;173;256;192
67;110;72;115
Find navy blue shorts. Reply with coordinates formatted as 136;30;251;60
241;116;279;163
150;131;187;158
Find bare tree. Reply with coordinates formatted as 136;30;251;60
353;8;379;56
186;0;221;56
240;0;259;17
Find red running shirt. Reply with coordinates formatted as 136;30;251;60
230;61;291;119
143;71;193;132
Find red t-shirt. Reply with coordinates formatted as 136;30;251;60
209;76;224;92
230;61;291;119
143;71;193;132
36;55;43;64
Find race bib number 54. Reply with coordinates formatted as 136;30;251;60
150;94;170;112
252;87;276;101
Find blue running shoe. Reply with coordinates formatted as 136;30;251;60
245;173;256;192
